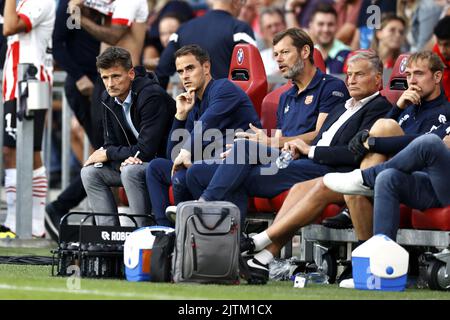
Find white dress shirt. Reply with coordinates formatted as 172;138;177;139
308;91;380;158
115;91;139;138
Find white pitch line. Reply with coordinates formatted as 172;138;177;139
0;283;209;300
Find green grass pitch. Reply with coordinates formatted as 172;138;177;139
0;248;449;300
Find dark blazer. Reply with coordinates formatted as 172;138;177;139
310;94;392;169
101;66;176;168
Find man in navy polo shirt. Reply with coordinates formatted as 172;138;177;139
183;28;349;224
146;44;260;226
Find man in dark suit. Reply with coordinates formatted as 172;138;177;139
203;51;392;284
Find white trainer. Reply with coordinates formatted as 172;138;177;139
165;205;177;224
339;278;355;289
323;169;374;197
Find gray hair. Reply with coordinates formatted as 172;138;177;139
347;51;383;75
259;6;286;29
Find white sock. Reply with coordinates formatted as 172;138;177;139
4;169;17;232
253;231;272;251
254;249;274;266
32;166;47;236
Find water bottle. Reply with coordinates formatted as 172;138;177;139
292;271;329;287
306;271;329;284
276;151;293;169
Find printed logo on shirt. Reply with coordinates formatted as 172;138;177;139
398;114;409;126
237;48;244;65
428;125;439;133
446;126;450;135
438;114;447;124
332;91;344;98
304;95;314;105
284;104;290;114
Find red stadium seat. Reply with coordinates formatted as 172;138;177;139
118;187;129;206
380;53;411;104
399;204;413;228
260;82;292;135
228;43;268;117
317;204;343;224
411;206;450;231
312;48;326;73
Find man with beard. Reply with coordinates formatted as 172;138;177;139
171;28;349;226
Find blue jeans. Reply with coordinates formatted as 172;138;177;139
146;158;192;226
369;134;450;240
186;139;334;223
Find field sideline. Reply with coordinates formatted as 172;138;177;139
0;248;450;300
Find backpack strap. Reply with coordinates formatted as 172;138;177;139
193;207;229;230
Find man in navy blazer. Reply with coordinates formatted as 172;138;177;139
189;51;393;284
187;51;391;233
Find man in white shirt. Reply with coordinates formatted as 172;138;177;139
1;0;55;238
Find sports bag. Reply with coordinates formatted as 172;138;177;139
172;201;240;284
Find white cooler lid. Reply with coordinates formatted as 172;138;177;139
352;234;409;278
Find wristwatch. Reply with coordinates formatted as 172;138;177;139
366;136;376;150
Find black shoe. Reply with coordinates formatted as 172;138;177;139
45;202;66;242
240;234;256;254
239;256;269;285
322;208;353;229
337;263;353;284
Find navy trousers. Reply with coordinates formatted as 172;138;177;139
186;139;335;223
369;134;450;240
146;158;193;226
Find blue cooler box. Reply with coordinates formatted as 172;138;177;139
352;234;409;291
123;226;174;282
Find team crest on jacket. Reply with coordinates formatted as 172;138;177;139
305;95;314;105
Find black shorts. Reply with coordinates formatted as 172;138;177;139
3;99;47;151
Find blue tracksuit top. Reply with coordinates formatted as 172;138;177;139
387;92;450;134
167;78;261;159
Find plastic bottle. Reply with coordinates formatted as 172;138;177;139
276;151;293;169
292;271;329;285
306;271;329;284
